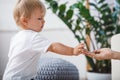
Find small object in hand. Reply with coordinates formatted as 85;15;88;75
95;52;100;54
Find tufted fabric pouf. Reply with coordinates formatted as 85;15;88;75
34;57;79;80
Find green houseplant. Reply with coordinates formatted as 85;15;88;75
45;0;120;74
113;0;120;26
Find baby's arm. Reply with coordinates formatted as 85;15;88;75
47;42;84;56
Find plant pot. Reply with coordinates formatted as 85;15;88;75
87;72;111;80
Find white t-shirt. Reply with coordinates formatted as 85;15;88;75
3;30;52;80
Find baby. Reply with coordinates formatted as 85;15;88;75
3;0;84;80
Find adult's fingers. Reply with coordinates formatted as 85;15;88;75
86;52;96;58
93;50;101;54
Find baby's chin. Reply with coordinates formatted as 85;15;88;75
38;28;43;32
35;25;44;32
34;28;43;32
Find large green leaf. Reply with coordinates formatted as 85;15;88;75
50;1;58;13
66;9;73;20
59;4;66;13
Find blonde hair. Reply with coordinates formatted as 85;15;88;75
13;0;46;26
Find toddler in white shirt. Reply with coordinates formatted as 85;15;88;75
3;0;85;80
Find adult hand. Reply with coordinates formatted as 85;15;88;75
87;48;112;60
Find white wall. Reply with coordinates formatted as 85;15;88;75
0;31;17;79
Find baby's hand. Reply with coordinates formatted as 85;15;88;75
73;43;85;55
81;49;90;55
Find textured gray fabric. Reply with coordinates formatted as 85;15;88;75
34;57;79;80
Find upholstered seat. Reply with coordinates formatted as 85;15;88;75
35;57;79;80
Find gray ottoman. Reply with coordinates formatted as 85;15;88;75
35;57;79;80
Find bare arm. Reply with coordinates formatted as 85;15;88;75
47;42;84;56
85;48;120;60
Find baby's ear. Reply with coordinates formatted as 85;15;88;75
20;17;28;26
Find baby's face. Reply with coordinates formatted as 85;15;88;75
27;8;45;32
